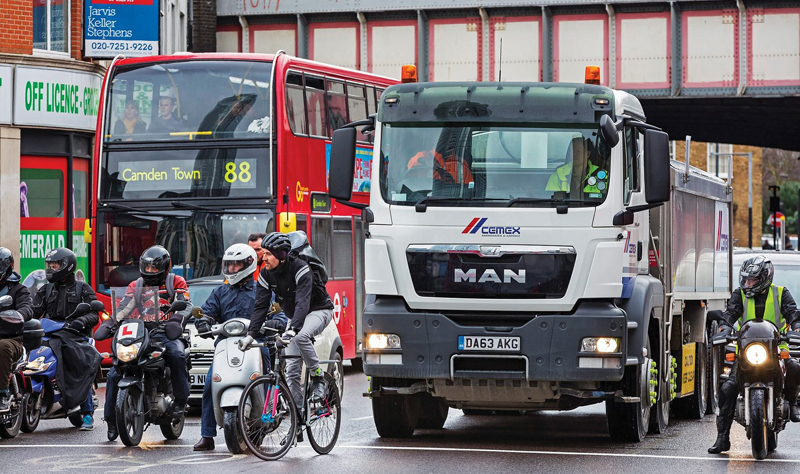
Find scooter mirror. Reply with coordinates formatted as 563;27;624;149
169;301;187;313
191;306;204;319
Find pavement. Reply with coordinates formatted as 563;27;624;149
4;364;800;472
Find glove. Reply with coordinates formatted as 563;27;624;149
195;318;212;337
66;319;85;332
718;323;732;334
279;328;296;346
259;319;286;335
237;335;255;351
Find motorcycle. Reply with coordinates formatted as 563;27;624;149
193;304;278;454
101;300;189;447
711;309;793;460
21;300;104;432
0;295;30;438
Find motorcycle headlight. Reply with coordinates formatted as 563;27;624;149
116;342;142;362
223;320;247;337
745;343;769;366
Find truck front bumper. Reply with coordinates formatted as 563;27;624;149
363;297;627;382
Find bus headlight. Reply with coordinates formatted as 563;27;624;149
744;343;768;365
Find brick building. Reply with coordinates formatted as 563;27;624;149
672;140;763;249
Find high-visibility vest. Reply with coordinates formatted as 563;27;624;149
736;284;788;350
545;162;605;194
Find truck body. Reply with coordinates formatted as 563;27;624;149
329;79;732;440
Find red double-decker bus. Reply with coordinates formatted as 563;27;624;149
89;53;398;363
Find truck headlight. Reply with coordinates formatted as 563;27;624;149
581;337;619;353
366;333;401;350
745;343;768;365
116;342;142;362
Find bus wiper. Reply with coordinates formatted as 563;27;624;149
102;202;149;213
414;196;465;213
506;197;588;208
171;201;214;212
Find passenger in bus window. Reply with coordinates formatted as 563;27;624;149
148;96;186;135
113;100;146;139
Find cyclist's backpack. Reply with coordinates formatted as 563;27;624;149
287;231;329;285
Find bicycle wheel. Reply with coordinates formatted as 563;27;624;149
306;371;341;454
238;375;297;461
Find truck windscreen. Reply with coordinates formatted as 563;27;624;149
104;60;272;142
379;123;611;207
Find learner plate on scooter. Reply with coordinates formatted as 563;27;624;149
458;336;520;351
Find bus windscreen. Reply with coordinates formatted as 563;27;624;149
104;60;272;142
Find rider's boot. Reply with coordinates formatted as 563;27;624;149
708;415;733;454
193;437;215;451
106;420;118;441
171;399;187;419
0;390;9;413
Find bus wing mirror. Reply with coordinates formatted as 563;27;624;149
279;212;297;233
328;127;357;201
84;219;92;244
600;115;619;148
644;129;670;205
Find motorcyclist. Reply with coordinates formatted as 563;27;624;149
709;255;800;454
241;232;334;409
31;247;99;430
193;244;288;451
0;247;33;412
104;245;193;442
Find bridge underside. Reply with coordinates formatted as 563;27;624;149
642;96;800;152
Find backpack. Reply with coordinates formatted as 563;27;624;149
133;273;177;303
287;231;328;285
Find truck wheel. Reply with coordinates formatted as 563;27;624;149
417;393;448;429
672;342;707;419
607;341;651;442
371;377;420;438
648;337;670;435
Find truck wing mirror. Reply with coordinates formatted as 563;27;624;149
328;127;357;202
644;129;670;205
599;115;619;148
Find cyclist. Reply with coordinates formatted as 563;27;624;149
239;232;334;407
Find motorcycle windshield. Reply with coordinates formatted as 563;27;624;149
110;286;162;324
739;319;781;344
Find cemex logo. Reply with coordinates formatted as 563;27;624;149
462;218;521;237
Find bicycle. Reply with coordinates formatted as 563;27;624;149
237;327;341;461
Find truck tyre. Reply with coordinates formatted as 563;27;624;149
672;342;707;419
607;341;651;442
648;332;669;435
417;393;448;429
371;377;420;438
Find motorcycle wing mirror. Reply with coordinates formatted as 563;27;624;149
73;302;91;315
191;306;204;319
169;301;188;313
707;310;724;322
0;295;13;309
90;300;105;312
164;322;183;341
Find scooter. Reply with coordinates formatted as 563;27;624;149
21;300;104;433
194;305;276;454
711;309;792;460
0;295;30;439
104;300;188;447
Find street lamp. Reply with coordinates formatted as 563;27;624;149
708;151;753;248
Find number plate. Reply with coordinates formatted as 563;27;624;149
458;336;520;351
189;374;206;387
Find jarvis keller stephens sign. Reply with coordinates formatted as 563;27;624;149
84;0;159;58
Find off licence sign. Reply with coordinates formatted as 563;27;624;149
458;336;520;351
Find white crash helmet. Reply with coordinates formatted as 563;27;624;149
222;243;257;285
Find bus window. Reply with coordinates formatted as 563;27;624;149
310;216;332;272
20;168;64;218
366;86;377;116
326;80;348;137
305;75;327;137
286;72;307;135
347;84;368;142
332;218;353;279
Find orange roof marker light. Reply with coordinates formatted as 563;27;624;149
585;65;601;85
401;65;418;83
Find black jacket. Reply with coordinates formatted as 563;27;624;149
722;286;800;329
32;275;99;334
248;257;333;336
2;272;33;322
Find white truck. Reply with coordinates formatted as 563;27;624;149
328;72;732;441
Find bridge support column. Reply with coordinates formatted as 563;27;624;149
670;2;681;96
417;10;429;81
606;5;616;89
542;6;553;82
297;14;308;59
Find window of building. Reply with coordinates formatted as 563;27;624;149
21;168;64;218
707;143;733;179
33;0;69;53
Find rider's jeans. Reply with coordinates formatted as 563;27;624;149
201;338;271;438
285;309;333;408
104;336;189;423
0;338;23;390
80;390;93;415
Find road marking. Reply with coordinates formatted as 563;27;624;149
6;443;800;464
